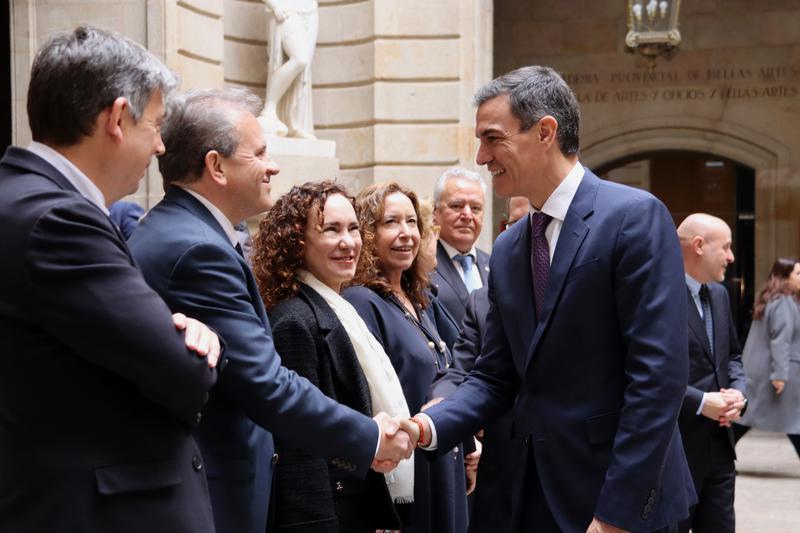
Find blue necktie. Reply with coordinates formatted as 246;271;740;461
453;254;478;293
699;284;714;357
530;212;552;319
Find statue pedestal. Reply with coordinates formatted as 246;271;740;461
266;135;339;198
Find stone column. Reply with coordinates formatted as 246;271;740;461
313;0;494;249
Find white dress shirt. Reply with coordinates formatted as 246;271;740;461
27;141;109;215
439;239;484;291
685;273;710;415
420;161;585;449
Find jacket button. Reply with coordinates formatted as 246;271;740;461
272;453;279;465
192;456;203;472
649;488;656;497
523;436;530;447
647;496;655;505
335;481;344;493
195;412;202;425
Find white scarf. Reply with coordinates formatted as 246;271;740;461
297;270;414;503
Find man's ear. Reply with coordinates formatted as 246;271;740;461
103;97;129;145
205;150;227;185
537;115;558;148
692;235;705;256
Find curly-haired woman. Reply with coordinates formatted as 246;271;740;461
734;257;800;458
252;181;404;532
342;181;469;533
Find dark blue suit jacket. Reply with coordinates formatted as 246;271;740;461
431;242;490;326
129;186;379;533
425;169;696;532
679;282;745;477
0;148;217;533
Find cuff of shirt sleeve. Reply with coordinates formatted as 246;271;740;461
696;392;707;415
374;419;382;457
416;413;438;450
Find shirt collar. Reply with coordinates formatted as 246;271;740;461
178;187;240;247
27;141;109;214
685;273;703;296
533;160;584;221
439;238;476;260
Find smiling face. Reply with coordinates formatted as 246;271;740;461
475;94;543;200
221;110;280;220
434;176;485;253
302;193;362;293
375;192;420;279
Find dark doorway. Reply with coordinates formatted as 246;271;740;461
1;5;11;152
597;150;756;341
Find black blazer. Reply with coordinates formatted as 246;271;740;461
269;285;401;532
0;147;218;532
431;242;490;326
679;282;746;466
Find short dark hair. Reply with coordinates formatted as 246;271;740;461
158;88;262;186
474;65;580;155
27;26;177;146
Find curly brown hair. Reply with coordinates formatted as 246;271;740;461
349;181;430;309
252;180;352;310
752;257;800;320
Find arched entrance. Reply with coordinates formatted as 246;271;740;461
596;150;755;339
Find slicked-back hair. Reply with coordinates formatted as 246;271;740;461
158;88;263;186
433;167;486;205
27;26;177;147
474;65;580;155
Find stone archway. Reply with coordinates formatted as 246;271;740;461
580;116;792;283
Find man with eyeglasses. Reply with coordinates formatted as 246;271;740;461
431;167;491;325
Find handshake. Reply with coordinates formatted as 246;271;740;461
370;412;432;473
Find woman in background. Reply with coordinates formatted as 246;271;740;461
734;257;800;459
343;181;469;533
253;181;404;532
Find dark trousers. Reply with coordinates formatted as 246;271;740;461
513;445;560;533
678;428;735;533
733;423;800;458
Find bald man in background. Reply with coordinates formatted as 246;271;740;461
676;213;747;533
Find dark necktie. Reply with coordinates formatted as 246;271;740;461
453;254;478;293
699;284;714;356
234;242;245;258
530;212;552;319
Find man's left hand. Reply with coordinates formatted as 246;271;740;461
717;388;746;426
172;312;221;368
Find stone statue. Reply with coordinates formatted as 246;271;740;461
259;0;319;139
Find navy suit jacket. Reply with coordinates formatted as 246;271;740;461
679;282;745;472
431;242;490;325
129;186;379;533
425;169;696;532
0;148;217;533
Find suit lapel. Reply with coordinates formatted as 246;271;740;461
476;250;490;285
687;287;715;366
506;221;537;359
524;171;596;371
299;285;372;412
434;242;469;305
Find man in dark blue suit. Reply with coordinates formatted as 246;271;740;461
431;167;491;325
676;214;747;533
0;26;222;533
129;88;413;533
407;66;696;532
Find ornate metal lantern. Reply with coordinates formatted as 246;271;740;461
625;0;682;69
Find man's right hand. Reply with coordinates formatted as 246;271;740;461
371;412;414;473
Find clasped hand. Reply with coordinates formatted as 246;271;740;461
701;388;745;426
371;412;418;473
